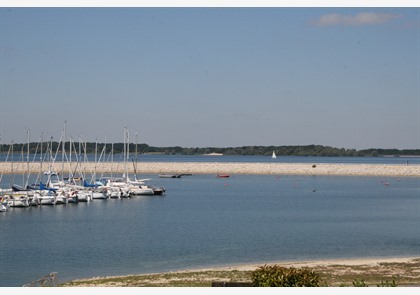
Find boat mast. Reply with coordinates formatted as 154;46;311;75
9;140;13;188
134;132;138;180
127;129;130;182
78;136;82;181
47;135;53;186
102;139;106;181
111;142;114;179
123;128;126;180
83;139;87;181
123;127;129;182
62;121;66;180
93;138;97;184
69;136;72;181
25;128;30;188
40;132;43;184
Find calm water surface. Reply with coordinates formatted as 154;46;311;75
1;172;419;286
1;154;420;164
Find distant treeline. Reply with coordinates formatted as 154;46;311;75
0;143;419;157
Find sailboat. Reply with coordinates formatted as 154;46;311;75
272;151;277;159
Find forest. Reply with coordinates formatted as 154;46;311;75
1;142;419;157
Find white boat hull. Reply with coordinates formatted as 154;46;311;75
39;196;56;205
77;191;93;202
129;186;154;196
55;195;68;204
7;195;30;207
107;188;121;199
92;191;108;199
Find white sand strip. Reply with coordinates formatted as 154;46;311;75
175;256;420;273
0;162;419;176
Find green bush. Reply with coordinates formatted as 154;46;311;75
251;265;320;287
352;279;368;287
377;279;397;287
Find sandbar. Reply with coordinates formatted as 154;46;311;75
0;162;419;177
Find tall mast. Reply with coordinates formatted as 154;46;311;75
126;129;130;163
69;136;73;181
61;121;66;179
84;139;87;181
47;135;53;185
25;129;30;188
123;127;128;181
93;138;98;183
135;132;138;180
40;132;43;181
35;132;43;186
50;135;53;174
95;138;97;165
111;142;114;179
127;128;130;182
9;140;13;188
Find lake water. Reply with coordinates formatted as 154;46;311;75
1;157;419;286
1;153;420;165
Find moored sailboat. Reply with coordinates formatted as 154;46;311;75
6;194;31;207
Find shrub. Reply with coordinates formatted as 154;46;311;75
251;265;320;287
352;279;368;287
377;279;397;287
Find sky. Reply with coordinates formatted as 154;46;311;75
0;4;419;150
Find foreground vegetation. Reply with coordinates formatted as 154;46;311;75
60;258;420;287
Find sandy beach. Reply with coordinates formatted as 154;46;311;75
182;256;420;272
61;256;420;287
1;161;419;177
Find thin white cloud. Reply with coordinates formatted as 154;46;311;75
313;12;402;26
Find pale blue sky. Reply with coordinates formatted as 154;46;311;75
0;7;419;149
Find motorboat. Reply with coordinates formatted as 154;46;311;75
129;185;154;196
159;174;182;178
151;187;166;195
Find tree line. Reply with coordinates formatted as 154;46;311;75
0;142;419;157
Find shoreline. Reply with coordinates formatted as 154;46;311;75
173;255;420;273
0;162;419;177
62;256;420;286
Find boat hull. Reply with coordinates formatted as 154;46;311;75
7;195;30;207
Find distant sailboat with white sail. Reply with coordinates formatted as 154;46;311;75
272;151;277;159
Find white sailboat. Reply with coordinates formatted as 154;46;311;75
272;151;277;159
7;193;31;207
